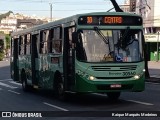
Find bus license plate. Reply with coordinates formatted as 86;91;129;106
110;84;122;88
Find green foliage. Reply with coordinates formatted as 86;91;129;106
0;40;4;61
5;34;10;49
0;40;4;52
0;31;4;34
0;52;4;61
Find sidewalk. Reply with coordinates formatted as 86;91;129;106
147;61;160;83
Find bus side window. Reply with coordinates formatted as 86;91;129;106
19;36;25;55
69;27;75;48
39;32;43;54
26;34;31;55
11;38;14;56
24;37;26;55
40;30;49;54
18;37;21;55
45;30;50;54
52;40;62;53
52;27;62;53
48;29;53;53
43;31;47;54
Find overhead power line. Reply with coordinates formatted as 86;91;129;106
3;0;107;4
0;9;107;12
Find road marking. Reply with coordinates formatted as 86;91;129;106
146;82;160;85
92;93;154;106
0;82;17;89
0;79;12;81
43;102;69;111
9;81;21;86
92;93;107;97
150;75;160;78
8;90;20;95
126;100;153;106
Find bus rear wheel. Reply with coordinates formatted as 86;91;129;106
106;92;121;100
21;71;30;92
54;75;67;100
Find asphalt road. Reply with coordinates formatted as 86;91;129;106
0;61;160;120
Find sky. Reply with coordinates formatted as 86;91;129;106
0;0;125;19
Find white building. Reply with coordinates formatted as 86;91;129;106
0;13;18;34
121;0;130;12
136;0;160;33
0;12;49;34
135;0;160;61
0;17;17;34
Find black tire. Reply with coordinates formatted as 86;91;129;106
54;74;67;100
21;71;30;92
106;92;121;100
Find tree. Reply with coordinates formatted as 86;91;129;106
5;34;10;49
0;39;4;61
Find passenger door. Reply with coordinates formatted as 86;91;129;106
11;38;19;81
31;33;39;86
63;26;76;90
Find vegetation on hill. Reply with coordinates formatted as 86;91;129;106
0;11;13;21
0;39;4;61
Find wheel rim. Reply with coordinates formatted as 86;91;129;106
58;83;64;95
21;72;26;90
22;78;26;89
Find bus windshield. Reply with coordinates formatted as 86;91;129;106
76;29;143;63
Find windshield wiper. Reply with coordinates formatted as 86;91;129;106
94;26;108;44
94;26;111;53
121;26;130;42
116;26;130;50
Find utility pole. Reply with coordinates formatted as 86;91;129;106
49;3;53;22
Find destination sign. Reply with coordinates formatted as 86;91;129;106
78;15;142;26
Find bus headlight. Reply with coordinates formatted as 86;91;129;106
134;75;140;80
89;76;95;80
76;70;95;80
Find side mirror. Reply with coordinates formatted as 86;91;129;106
72;32;78;43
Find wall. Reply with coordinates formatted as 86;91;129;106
153;0;160;27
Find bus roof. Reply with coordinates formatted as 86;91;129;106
11;12;141;36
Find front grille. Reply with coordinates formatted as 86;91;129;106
91;65;137;71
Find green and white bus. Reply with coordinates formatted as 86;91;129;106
10;12;145;100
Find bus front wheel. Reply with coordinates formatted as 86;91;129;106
106;92;121;100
